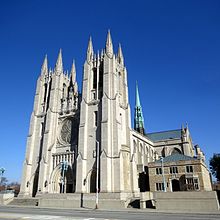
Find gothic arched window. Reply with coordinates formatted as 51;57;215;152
171;148;182;155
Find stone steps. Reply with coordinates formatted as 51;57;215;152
8;198;39;206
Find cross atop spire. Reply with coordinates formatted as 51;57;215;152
134;81;145;135
55;49;63;74
105;30;113;57
87;36;94;63
41;54;48;75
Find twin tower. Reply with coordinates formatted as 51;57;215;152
19;31;141;198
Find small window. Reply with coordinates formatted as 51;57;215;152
186;165;193;173
156;167;162;175
186;177;194;190
91;91;96;100
93;69;97;89
170;166;178;174
40;122;44;137
94;111;98;127
186;177;200;191
194;178;200;190
156;182;164;191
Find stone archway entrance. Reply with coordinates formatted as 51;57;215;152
50;163;75;194
172;179;180;191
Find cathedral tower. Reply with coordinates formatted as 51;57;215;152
76;31;133;194
19;51;79;197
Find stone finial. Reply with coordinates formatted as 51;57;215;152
41;54;48;75
117;43;124;65
105;30;113;58
70;60;76;84
101;49;104;57
55;49;63;74
87;36;94;63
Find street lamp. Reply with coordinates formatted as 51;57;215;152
0;167;5;186
89;135;100;209
95;140;99;209
160;157;167;192
61;161;68;193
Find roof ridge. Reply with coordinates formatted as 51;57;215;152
154;153;196;163
146;129;181;135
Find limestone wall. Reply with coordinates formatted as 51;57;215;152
154;191;219;212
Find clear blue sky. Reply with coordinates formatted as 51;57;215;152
0;0;219;182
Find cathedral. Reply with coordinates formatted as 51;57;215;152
19;31;212;208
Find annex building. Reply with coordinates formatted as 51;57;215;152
19;31;213;208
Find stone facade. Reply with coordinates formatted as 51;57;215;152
148;155;212;192
19;31;212;207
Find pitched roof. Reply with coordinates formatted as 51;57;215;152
146;129;182;142
154;154;197;164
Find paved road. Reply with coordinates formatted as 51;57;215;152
0;206;219;220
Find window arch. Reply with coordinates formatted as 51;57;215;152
139;143;143;154
133;140;137;153
171;148;182;155
161;147;166;157
145;145;149;155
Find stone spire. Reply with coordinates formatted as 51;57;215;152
135;81;141;107
134;81;145;135
117;43;124;65
105;30;113;58
97;50;100;66
87;36;94;63
55;49;63;74
41;54;48;75
70;60;76;84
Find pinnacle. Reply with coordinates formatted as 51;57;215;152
87;36;94;62
55;49;63;73
105;30;113;56
117;43;124;64
70;59;76;84
41;54;48;75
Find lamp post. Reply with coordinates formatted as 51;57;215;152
61;161;68;193
0;167;5;186
95;140;99;209
89;135;100;209
160;157;167;192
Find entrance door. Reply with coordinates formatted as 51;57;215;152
172;179;180;191
90;169;96;193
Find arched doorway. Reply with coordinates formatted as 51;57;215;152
50;163;75;194
172;179;180;191
65;166;74;193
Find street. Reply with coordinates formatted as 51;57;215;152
0;206;219;220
